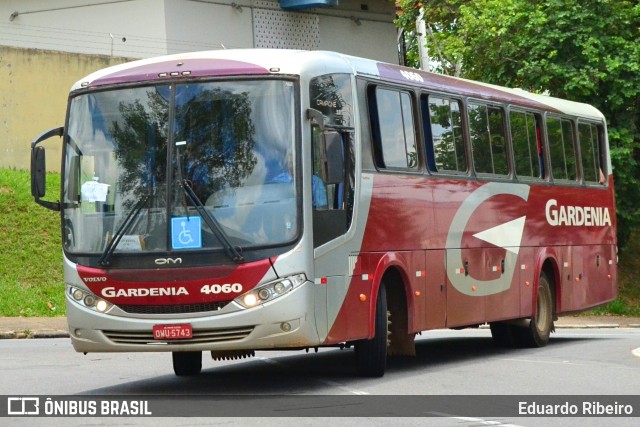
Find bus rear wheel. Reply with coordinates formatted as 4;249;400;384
354;284;388;377
172;351;202;376
514;272;554;348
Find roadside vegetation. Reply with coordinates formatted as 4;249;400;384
397;0;640;249
0;168;638;317
588;236;640;317
0;168;64;316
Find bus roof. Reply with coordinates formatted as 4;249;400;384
73;49;604;121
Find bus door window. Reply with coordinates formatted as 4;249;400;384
312;127;350;248
309;73;355;248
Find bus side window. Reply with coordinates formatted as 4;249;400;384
369;86;418;171
547;116;577;181
468;103;508;176
536;117;545;178
578;122;605;185
424;95;466;173
510;110;543;179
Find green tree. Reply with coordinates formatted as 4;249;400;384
396;0;640;247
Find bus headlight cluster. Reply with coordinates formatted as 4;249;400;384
68;286;112;313
235;274;306;308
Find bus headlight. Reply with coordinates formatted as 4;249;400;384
67;286;113;313
235;274;306;308
95;299;110;313
242;293;258;307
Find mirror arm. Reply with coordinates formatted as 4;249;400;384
31;127;64;149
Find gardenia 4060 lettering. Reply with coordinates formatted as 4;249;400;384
100;283;243;298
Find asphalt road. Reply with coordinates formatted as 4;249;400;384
1;327;639;426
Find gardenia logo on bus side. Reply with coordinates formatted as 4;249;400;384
545;199;612;227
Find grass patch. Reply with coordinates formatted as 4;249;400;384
0;168;638;317
0;169;64;316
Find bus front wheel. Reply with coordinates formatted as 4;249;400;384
172;351;202;376
354;284;388;377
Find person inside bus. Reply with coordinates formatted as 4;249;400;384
271;152;327;208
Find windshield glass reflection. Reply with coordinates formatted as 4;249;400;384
63;80;298;260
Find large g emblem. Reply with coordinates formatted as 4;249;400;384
446;182;530;296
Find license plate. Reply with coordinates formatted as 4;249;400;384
153;324;193;340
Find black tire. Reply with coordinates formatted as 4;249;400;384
354;284;388;377
172;351;202;376
514;272;554;348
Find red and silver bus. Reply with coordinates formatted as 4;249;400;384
31;49;617;377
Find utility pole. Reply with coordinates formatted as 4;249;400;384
416;6;429;71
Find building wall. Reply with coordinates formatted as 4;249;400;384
0;0;398;171
0;46;128;171
1;0;397;61
0;0;170;58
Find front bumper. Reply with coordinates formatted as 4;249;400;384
67;280;320;353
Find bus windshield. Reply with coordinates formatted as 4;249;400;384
63;79;298;260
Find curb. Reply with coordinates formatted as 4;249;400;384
32;330;71;339
0;330;70;339
555;323;640;329
555;324;619;329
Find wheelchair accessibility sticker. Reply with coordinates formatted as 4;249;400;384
171;216;202;249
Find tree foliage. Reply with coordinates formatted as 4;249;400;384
396;0;640;247
110;87;257;208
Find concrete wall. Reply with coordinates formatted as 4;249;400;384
1;0;170;58
0;46;128;171
0;0;398;171
1;0;397;61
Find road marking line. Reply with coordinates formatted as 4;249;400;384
499;358;589;366
430;412;524;427
633;347;640;358
257;356;279;366
318;378;370;395
452;418;522;427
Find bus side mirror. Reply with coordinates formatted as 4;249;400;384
323;131;344;185
31;147;47;198
30;126;64;211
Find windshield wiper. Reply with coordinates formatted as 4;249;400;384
174;141;243;264
99;194;150;267
179;180;244;264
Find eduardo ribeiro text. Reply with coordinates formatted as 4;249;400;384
519;401;634;416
